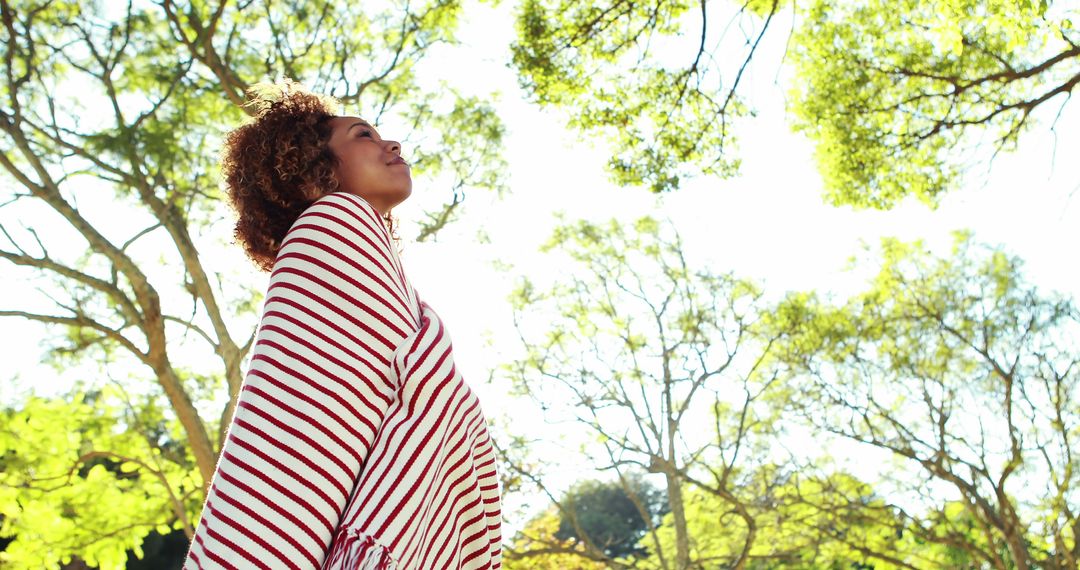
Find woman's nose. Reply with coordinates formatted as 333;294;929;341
385;140;401;154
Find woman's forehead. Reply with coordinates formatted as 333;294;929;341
331;115;376;132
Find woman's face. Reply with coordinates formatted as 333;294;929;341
326;116;412;214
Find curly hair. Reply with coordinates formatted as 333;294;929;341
222;80;396;272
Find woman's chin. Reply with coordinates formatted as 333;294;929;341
399;185;413;203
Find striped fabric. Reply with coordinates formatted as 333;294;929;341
185;192;502;569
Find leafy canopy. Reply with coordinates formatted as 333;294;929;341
510;0;1079;205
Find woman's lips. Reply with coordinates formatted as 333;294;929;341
388;157;408;166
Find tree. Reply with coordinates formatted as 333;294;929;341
509;0;1079;205
768;233;1080;569
0;389;197;568
503;505;611;570
503;216;790;569
511;0;779;193
645;468;913;569
505;457;1023;569
789;0;1080;208
0;0;505;564
555;475;669;559
504;474;667;568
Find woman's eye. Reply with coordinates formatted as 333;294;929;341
357;130;373;138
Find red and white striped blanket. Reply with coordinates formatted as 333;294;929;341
185;191;502;569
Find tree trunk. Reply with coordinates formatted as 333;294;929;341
664;469;691;569
1002;516;1032;570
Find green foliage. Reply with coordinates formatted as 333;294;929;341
511;0;747;192
504;506;609;570
0;389;199;569
510;0;1077;205
768;233;1080;567
789;0;1079;208
643;469;908;569
555;474;668;559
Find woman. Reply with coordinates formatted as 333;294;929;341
184;81;502;569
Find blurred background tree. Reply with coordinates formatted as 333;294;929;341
502;217;794;568
504;474;668;568
502;221;1078;568
553;475;669;560
765;233;1079;569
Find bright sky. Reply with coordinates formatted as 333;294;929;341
1;0;1078;531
